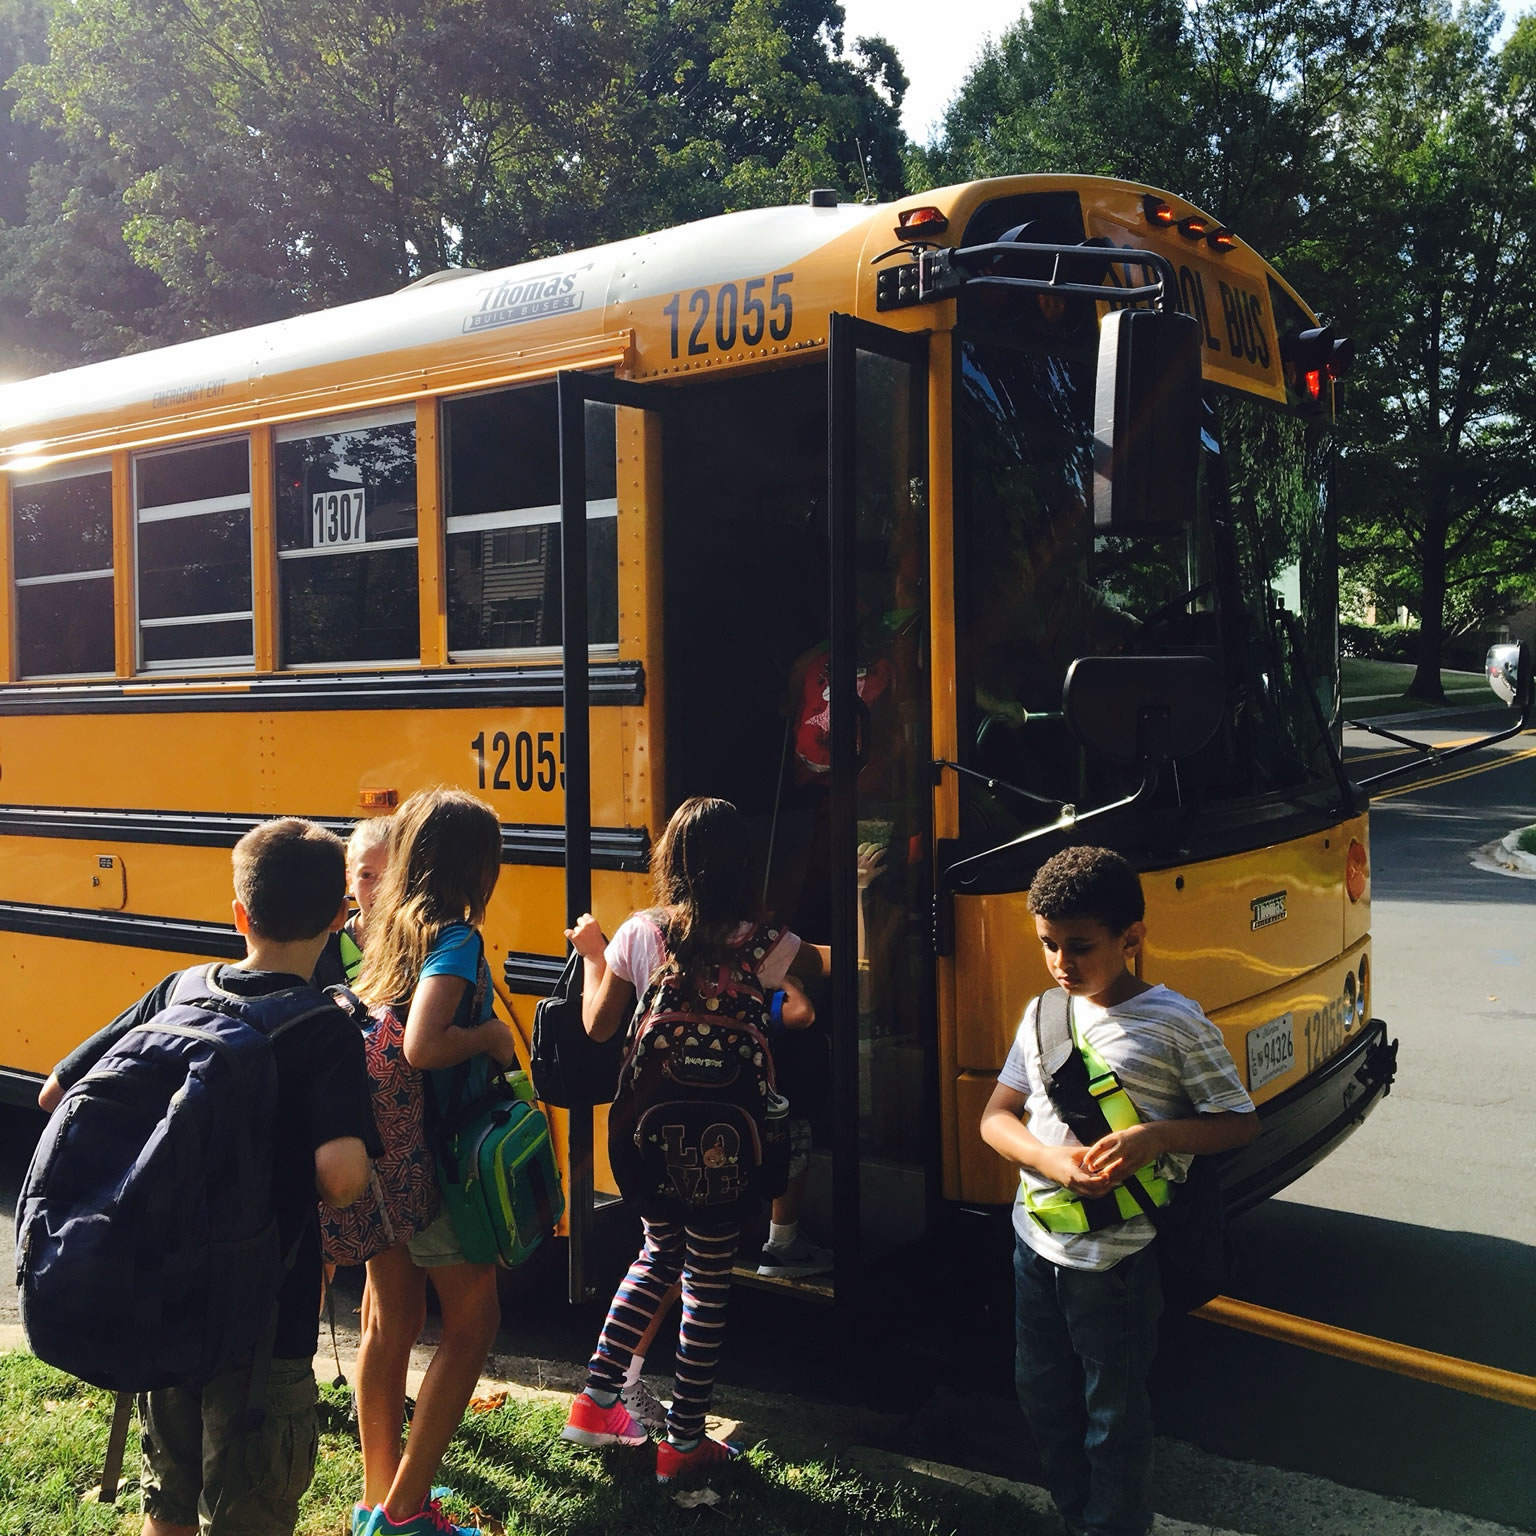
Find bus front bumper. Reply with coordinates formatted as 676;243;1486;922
1219;1017;1398;1216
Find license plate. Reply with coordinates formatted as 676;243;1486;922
1246;1013;1295;1091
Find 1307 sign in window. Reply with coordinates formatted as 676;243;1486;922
312;489;367;547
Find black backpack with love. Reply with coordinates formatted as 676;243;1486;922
607;920;791;1226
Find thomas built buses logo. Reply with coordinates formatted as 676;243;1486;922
464;264;594;333
1250;890;1288;930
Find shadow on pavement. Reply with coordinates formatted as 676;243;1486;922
1153;1199;1536;1530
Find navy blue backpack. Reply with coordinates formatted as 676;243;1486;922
15;965;335;1393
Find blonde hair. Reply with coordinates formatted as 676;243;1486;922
354;789;502;1007
346;814;394;866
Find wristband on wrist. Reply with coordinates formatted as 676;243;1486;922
769;990;786;1027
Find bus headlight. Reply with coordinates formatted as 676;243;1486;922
1343;970;1357;1029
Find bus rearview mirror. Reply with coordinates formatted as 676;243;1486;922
1062;654;1224;763
1486;642;1531;709
1091;308;1203;535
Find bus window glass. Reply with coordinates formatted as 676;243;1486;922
135;440;253;670
956;335;1332;843
275;412;419;665
12;465;114;677
1209;392;1337;778
443;385;618;656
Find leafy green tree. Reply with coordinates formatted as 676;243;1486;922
1325;2;1536;697
3;0;908;363
0;0;183;374
914;0;1416;263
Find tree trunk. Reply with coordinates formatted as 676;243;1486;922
1408;512;1449;701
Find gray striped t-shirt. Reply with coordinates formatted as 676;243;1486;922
998;983;1254;1272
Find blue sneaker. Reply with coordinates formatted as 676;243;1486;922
351;1504;370;1536
360;1496;476;1534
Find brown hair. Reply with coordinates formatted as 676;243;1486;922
231;818;346;942
354;788;502;1007
651;796;760;983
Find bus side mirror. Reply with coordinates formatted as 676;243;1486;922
1487;641;1532;709
1063;654;1224;763
1091;308;1203;535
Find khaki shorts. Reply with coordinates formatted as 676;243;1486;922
407;1208;467;1269
140;1355;318;1534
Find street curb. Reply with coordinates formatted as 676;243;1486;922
843;1446;1253;1536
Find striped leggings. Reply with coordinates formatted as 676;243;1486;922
585;1218;738;1441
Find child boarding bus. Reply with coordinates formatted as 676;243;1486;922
2;174;1458;1307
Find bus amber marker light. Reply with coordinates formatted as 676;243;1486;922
895;206;948;239
1346;839;1368;902
1141;194;1175;226
1207;227;1236;251
1177;215;1210;239
358;789;397;810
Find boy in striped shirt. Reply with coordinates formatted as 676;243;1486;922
980;846;1258;1536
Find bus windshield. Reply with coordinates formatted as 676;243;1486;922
957;333;1340;845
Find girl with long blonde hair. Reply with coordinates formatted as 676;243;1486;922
351;788;517;1536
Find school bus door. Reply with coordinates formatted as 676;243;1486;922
826;314;939;1307
557;369;663;1304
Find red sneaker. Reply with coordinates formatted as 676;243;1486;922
560;1390;650;1448
655;1435;742;1483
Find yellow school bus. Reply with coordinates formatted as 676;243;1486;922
0;175;1405;1301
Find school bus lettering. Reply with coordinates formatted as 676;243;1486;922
663;273;794;359
1178;265;1223;351
1219;279;1272;368
470;729;565;794
1303;990;1354;1072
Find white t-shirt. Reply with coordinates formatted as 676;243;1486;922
997;983;1254;1271
604;911;800;995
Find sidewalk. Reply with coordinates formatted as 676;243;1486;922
8;1320;1523;1536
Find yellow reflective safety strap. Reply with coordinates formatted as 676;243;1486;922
1018;1004;1172;1231
339;929;364;985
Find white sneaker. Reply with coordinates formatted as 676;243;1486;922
620;1375;669;1434
757;1234;834;1279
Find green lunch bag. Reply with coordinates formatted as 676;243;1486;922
436;1070;565;1268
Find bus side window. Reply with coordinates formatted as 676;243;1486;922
135;438;254;671
12;463;115;678
441;384;618;657
275;410;420;666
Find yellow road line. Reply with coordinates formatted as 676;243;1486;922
1373;742;1536;799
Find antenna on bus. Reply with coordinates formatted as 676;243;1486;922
854;138;874;203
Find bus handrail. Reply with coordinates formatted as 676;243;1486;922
918;240;1180;311
1351;640;1535;791
939;766;1159;894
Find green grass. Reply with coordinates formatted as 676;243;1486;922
1340;657;1493;718
0;1353;1045;1536
1516;826;1536;855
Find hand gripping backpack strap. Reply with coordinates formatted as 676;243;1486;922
1029;990;1126;1234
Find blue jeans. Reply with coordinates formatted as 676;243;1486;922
1013;1236;1162;1536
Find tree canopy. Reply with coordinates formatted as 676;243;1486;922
1;0;906;360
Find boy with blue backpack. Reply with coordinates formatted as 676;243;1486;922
23;817;380;1535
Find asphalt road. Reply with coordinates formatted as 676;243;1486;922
2;707;1533;1533
1151;707;1536;1530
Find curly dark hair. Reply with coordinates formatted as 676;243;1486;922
1027;846;1144;932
